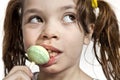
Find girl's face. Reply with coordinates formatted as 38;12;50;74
22;0;92;73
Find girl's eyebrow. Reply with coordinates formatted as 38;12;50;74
23;9;42;16
59;5;76;11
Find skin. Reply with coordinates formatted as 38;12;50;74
4;0;94;80
3;66;33;80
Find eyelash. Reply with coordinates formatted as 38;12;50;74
28;15;43;24
63;13;76;24
27;13;76;24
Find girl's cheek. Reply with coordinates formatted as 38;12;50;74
23;37;30;51
23;30;41;50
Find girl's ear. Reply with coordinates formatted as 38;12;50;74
83;24;94;45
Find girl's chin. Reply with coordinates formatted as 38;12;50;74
39;65;61;74
38;62;62;74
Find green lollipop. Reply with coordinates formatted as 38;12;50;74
27;45;50;65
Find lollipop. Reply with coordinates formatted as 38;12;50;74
27;45;50;66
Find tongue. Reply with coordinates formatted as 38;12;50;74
42;56;55;67
47;56;55;65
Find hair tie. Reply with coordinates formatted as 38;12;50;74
92;0;98;8
92;0;99;19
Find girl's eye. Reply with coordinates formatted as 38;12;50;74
63;14;76;23
28;16;43;23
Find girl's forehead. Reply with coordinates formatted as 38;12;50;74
23;0;78;15
23;0;77;9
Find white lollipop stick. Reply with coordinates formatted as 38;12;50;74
29;62;35;69
25;53;35;69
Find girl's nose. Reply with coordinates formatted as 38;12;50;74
40;23;60;40
41;32;59;40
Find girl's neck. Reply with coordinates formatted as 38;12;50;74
37;66;92;80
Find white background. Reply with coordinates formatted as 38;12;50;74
0;0;120;80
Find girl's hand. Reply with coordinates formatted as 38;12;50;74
3;66;33;80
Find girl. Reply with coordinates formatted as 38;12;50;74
2;0;120;80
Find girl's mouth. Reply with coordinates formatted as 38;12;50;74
41;52;61;67
40;44;63;67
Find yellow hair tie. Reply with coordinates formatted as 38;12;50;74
92;0;99;18
92;0;98;8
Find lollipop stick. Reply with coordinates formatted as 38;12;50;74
25;53;35;69
29;62;35;69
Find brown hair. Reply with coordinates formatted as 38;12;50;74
77;0;120;79
2;0;26;75
3;0;120;79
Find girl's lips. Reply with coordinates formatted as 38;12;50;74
42;56;56;67
40;44;63;54
39;44;63;67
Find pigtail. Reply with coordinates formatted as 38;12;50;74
93;1;120;79
77;0;120;79
3;0;26;76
